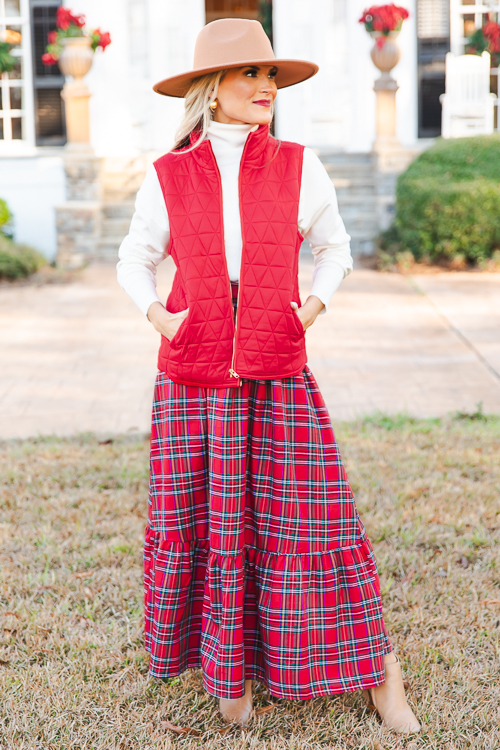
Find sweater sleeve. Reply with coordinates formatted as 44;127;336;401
298;147;353;315
116;165;170;317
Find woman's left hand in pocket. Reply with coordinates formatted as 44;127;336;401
291;294;325;331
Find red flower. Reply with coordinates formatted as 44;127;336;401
41;52;58;65
97;31;111;50
56;8;72;30
47;30;58;45
90;28;111;52
359;4;409;32
483;21;500;36
483;21;500;53
56;7;86;31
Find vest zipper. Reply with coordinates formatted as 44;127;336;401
207;139;241;384
207;132;254;385
229;271;241;379
231;131;255;381
229;302;239;379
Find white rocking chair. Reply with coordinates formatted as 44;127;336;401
439;51;497;138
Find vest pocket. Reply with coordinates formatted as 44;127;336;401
291;305;306;336
168;308;190;347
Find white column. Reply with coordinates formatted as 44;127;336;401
450;0;463;56
395;0;418;148
80;0;205;156
81;0;136;155
273;0;349;148
345;0;376;152
20;0;35;147
148;0;206;153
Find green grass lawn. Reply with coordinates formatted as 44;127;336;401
1;411;499;749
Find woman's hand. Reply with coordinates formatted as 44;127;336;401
147;301;189;340
291;295;325;331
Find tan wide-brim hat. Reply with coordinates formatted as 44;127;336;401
153;18;319;98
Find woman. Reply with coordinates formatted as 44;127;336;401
117;18;420;734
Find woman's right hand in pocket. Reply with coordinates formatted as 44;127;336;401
147;302;189;340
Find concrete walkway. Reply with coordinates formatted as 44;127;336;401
1;259;499;439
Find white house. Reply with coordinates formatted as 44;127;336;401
0;0;498;260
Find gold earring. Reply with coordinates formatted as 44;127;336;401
209;100;218;112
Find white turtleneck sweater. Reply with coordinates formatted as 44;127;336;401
116;120;353;317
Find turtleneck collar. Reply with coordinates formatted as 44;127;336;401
206;120;260;163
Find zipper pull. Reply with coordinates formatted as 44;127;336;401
229;368;239;378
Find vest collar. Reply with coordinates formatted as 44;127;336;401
188;122;273;167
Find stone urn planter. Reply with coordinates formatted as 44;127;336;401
59;37;94;147
41;10;110;149
58;36;94;81
370;30;402;77
368;29;404;153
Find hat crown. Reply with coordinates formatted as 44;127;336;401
193;18;275;70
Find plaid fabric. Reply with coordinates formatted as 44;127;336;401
144;281;392;699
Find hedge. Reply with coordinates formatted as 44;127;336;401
0;235;47;280
386;134;500;265
0;197;12;234
0;198;47;279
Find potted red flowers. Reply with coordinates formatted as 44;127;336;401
359;4;410;78
466;20;500;68
359;4;410;49
42;7;111;78
0;28;21;75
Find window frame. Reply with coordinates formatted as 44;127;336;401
450;0;500;57
0;0;36;149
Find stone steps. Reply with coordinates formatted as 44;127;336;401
102;201;135;219
102;216;133;238
318;149;373;164
318;150;378;256
100;154;153;206
97;238;126;260
98;201;136;260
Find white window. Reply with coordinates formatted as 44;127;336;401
0;0;35;147
450;0;500;57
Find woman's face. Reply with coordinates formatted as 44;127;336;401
212;64;278;125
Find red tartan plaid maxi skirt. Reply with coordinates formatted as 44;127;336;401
144;282;392;700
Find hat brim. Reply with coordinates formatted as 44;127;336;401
152;59;319;98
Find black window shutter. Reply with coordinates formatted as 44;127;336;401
30;0;66;146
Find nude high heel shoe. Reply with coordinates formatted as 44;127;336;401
219;679;253;725
364;654;421;734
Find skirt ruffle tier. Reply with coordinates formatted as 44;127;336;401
144;527;391;699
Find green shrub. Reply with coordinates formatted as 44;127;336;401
385;134;500;265
0;234;46;280
0;197;46;279
0;197;12;236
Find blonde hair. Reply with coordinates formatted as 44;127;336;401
170;68;276;154
170;70;227;153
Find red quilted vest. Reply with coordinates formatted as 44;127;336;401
153;122;307;388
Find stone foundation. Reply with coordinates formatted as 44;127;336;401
56;151;103;268
55;201;101;269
